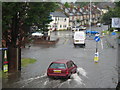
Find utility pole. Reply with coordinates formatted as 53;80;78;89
90;0;92;35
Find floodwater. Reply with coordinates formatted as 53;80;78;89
2;27;118;88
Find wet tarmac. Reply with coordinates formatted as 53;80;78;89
2;26;118;88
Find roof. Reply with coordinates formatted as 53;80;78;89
51;11;67;17
96;2;115;9
52;59;71;64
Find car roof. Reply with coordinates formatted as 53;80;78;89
52;59;72;64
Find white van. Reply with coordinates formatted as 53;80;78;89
73;31;86;47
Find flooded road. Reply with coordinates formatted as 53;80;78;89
4;67;88;88
3;26;118;88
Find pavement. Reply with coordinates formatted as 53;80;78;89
105;33;120;89
50;31;59;41
105;34;118;49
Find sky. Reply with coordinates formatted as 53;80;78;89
60;0;116;3
61;0;77;3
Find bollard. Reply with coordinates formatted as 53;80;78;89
94;52;99;63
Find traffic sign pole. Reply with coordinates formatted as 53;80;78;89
94;36;100;63
96;42;98;53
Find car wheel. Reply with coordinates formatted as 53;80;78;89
68;75;71;79
66;75;70;79
74;70;77;73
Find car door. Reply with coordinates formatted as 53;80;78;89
67;61;75;75
71;61;77;73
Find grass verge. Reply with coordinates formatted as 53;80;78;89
0;71;9;78
0;58;37;78
101;30;110;35
116;31;120;34
21;58;37;67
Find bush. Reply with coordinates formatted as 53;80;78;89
108;28;115;32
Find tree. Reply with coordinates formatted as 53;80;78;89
64;2;70;8
101;1;120;25
2;2;57;47
2;2;57;72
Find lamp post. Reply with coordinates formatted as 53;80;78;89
89;0;92;36
54;17;57;35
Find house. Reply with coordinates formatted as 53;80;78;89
48;11;69;31
52;2;105;29
83;3;102;25
96;2;115;14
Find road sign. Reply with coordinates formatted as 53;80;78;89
94;36;100;42
111;32;116;35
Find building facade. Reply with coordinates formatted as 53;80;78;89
48;11;69;31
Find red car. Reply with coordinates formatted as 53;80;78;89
47;60;77;78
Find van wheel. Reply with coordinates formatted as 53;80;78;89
74;44;76;47
83;44;85;48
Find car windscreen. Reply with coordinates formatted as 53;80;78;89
49;63;66;69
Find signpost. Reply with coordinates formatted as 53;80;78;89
0;48;8;72
3;50;8;72
94;36;100;63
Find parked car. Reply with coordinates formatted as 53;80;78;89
47;60;77;79
80;26;87;30
32;32;44;37
72;26;77;32
97;23;101;27
72;26;84;32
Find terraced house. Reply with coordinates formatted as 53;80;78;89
49;3;103;31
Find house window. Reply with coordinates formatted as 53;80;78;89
60;25;62;28
63;25;66;27
64;18;66;22
55;17;57;21
72;16;74;20
70;16;72;20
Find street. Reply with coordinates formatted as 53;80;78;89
3;25;118;88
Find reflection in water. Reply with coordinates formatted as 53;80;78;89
2;71;21;88
32;44;57;49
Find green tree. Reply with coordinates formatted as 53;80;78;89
2;2;57;72
101;1;120;25
2;2;57;48
64;2;70;8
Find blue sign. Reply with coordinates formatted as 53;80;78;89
86;30;99;34
0;48;8;50
94;36;100;42
111;32;116;35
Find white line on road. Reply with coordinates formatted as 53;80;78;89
101;39;103;49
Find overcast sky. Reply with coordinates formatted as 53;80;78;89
61;0;77;3
60;0;115;3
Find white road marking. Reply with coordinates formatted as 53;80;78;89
101;39;104;49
